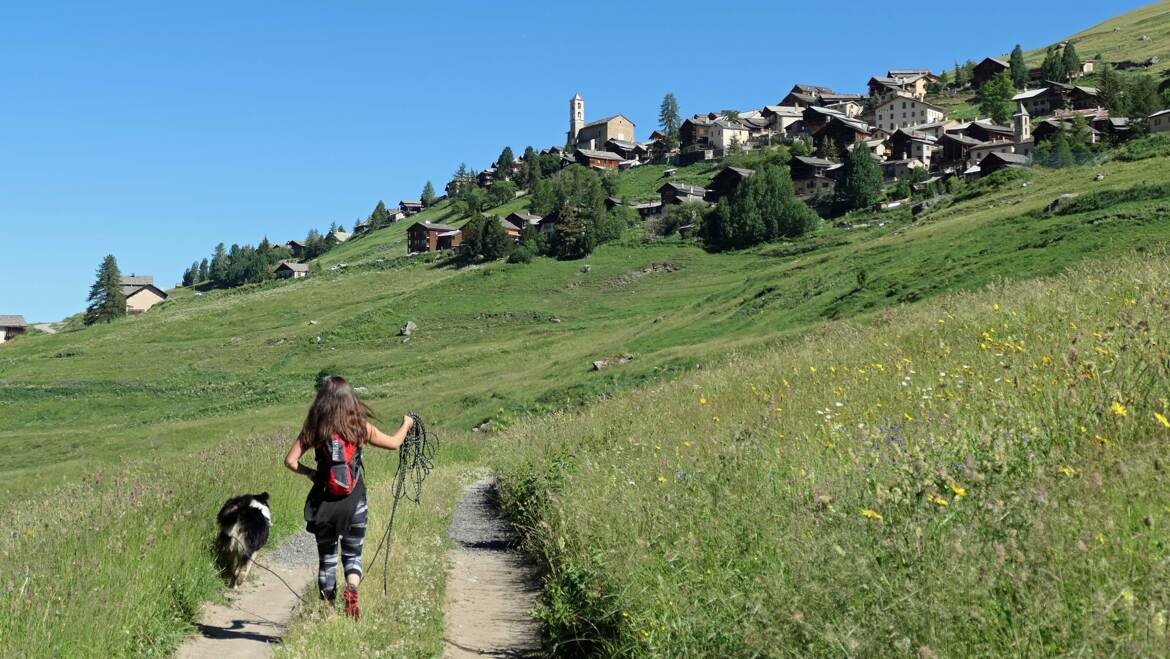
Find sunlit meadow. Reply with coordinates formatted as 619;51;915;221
495;253;1170;656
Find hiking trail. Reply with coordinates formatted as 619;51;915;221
443;477;542;658
175;530;316;659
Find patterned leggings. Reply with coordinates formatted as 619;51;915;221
314;498;368;600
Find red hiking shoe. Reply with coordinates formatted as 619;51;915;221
343;585;360;620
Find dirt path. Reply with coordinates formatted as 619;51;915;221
443;478;542;658
175;531;316;659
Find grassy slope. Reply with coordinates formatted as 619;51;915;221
494;252;1170;656
1026;0;1170;66
4;135;1170;654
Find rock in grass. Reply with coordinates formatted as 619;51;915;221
400;320;417;336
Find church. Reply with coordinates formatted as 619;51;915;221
567;93;635;150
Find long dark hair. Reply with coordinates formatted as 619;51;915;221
297;375;372;448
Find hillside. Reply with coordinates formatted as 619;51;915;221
1027;0;1170;67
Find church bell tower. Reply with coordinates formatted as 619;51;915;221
568;93;585;146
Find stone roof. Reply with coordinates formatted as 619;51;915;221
576;148;624;161
409;221;458;232
277;262;310;273
0;315;27;328
581;114;635;129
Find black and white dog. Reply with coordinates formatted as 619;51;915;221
216;492;272;588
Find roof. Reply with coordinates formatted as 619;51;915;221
276;262;310;273
762;105;803;117
507;211;542;224
941;133;985;146
328;231;351;241
120;275;154;287
575;148;623;161
712;118;748;130
888;69;933;77
399;200;423;206
1012;87;1050;101
978;57;1010;68
874;95;948;114
1149;109;1170;119
581;114;636;129
606;139;637;149
125;284;168;300
658;182;707;196
791;155;837;168
981;152;1030;166
495;217;520;231
719;166;755;178
408;221;458;232
0;315;27;328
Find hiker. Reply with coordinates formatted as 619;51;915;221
284;375;415;619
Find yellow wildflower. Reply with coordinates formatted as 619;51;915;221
712;416;719;423
1058;466;1076;477
949;482;967;498
809;366;817;373
699;397;707;405
1155;412;1170;429
683;441;692;448
861;508;882;520
928;494;949;507
1111;402;1128;417
993;303;1000;311
656;475;668;483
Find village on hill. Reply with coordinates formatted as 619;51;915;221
5;39;1169;333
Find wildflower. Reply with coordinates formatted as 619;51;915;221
903;413;914;422
622;611;629;618
928;494;949;507
25;529;33;537
699;397;707;405
1155;412;1170;429
949;482;967;498
1097;533;1105;544
683;441;692;448
861;508;882;520
1058;466;1076;477
656;475;668;483
809;366;817;373
994;303;1000;311
712;416;719;423
1111;402;1128;417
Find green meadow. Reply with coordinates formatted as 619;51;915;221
4;131;1170;654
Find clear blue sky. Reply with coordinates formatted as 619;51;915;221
0;0;1151;321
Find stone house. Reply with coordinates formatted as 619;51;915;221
575;115;636;150
709;119;751;155
873;95;947;134
120;275;168;315
789;156;841;199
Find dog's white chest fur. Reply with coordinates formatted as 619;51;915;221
249;499;272;525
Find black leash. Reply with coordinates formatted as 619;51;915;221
249;557;306;600
366;412;436;595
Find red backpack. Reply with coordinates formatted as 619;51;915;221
318;434;362;496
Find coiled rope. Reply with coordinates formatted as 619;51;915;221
366;412;436;594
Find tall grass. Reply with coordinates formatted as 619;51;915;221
0;429;479;657
494;253;1170;656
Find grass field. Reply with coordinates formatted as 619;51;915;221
494;252;1170;655
1026;0;1170;67
5;120;1170;654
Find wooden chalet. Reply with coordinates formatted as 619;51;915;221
680;115;714;151
972;57;1010;89
978;152;1030;177
706;166;755;202
275;262;310;279
505;211;542;229
657;181;708;206
399;200;424;215
789;156;841;198
574;148;623;170
407;221;461;253
0;315;28;344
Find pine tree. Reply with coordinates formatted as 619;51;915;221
198;258;209;282
368;200;390;230
659;93;681;137
1061;43;1081;81
1127;74;1161;117
496;147;515;178
182;261;200;287
836;145;884;212
1010;45;1027;88
84;255;127;325
1040;46;1066;83
209;243;229;288
421;181;436;207
1098;64;1127;115
978;71;1015;125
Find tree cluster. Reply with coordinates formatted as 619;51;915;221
700;164;819;250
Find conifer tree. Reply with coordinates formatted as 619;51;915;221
1061;42;1081;81
1097;64;1127;115
84;255;127;325
1009;45;1027;88
836;145;884;212
1040;46;1066;83
209;243;229;288
659;93;681;137
496;147;515;177
198;258;209;282
421;181;436;207
1127;74;1161;117
182;261;200;287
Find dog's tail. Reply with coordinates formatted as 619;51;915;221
221;522;252;559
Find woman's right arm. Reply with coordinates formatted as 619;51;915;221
284;436;316;481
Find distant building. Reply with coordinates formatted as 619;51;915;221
873;95;947;134
706;166;754;202
120;275;168;315
1150;109;1170;134
407;221;462;253
978;152;1030;176
399;200;424;216
574;114;636;150
789;155;841;199
657;181;708;206
275;262;310;279
287;240;306;257
972;57;1010;89
506;211;543;229
680;115;714;151
0;315;28;343
574;148;623;170
462;216;521;244
326;230;351;245
709;119;750;155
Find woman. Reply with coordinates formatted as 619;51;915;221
284;375;415;619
